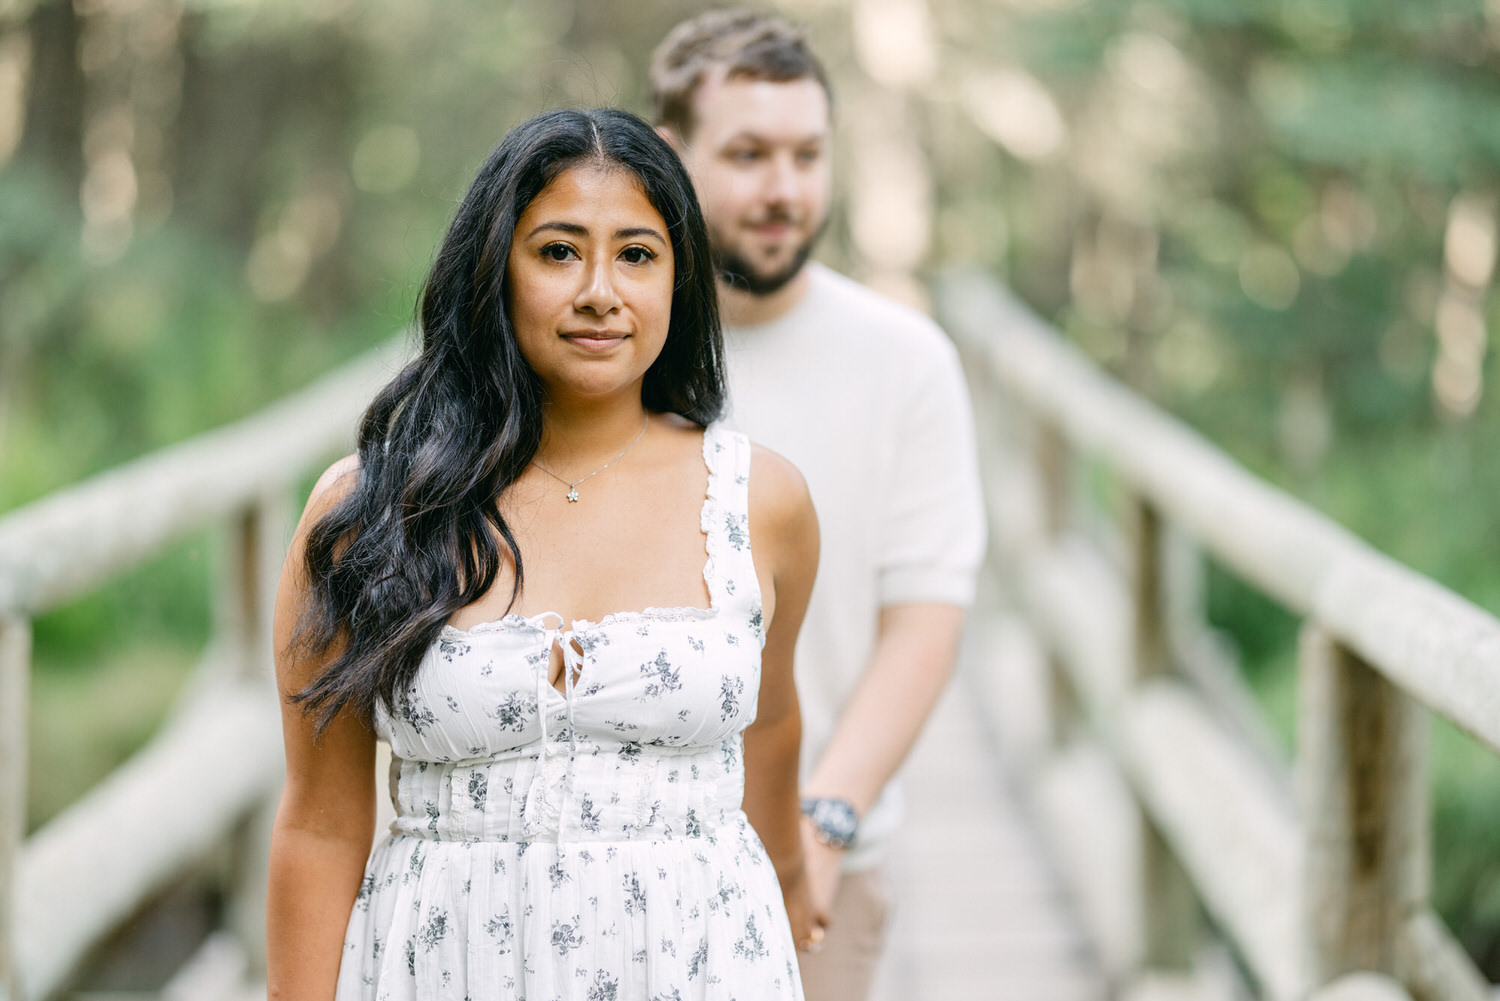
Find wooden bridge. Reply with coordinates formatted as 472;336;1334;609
3;272;1499;1001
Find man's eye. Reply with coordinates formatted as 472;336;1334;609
621;246;657;264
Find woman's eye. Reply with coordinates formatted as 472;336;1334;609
620;245;657;264
541;243;576;262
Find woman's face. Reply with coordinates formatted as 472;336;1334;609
507;162;675;407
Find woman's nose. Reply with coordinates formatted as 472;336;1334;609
574;257;622;314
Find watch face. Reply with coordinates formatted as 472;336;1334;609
803;797;858;847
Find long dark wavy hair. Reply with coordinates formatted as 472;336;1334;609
293;108;726;731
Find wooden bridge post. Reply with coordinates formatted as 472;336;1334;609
218;490;292;974
1298;624;1428;986
0;613;32;1001
1129;499;1200;970
1036;422;1069;540
1130;500;1170;678
218;491;292;681
1034;421;1082;737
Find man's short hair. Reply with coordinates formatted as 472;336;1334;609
650;9;832;139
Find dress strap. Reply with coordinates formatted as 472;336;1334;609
701;424;760;619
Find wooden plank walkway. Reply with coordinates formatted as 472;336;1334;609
869;666;1108;1001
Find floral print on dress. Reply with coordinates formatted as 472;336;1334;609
395;688;438;734
640;651;683;699
489;691;536;732
337;427;799;1000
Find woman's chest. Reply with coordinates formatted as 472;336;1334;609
381;615;762;762
456;468;717;630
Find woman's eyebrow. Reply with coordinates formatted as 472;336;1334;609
524;222;667;242
525;221;587;240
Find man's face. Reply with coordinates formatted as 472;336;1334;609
674;74;832;296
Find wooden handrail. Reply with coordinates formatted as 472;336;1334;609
937;271;1500;754
0;336;408;1000
0;338;408;616
17;675;281;999
937;270;1495;1001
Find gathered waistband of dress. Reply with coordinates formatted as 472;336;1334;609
388;812;748;845
386;742;747;844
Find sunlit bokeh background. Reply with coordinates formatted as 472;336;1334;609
4;0;1500;982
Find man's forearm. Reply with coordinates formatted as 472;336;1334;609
802;603;966;814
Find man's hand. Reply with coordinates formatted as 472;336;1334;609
777;852;824;953
800;816;844;932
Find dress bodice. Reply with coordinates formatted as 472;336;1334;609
373;425;765;844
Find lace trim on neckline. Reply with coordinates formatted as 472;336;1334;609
439;604;717;638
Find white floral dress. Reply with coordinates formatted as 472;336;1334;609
335;426;804;1001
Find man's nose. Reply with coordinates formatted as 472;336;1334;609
762;153;801;205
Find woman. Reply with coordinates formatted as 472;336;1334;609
267;108;819;1000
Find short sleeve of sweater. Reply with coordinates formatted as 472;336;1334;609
877;326;986;608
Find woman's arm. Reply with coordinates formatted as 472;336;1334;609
266;458;377;1001
741;444;820;947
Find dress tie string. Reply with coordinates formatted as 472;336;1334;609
519;613;589;839
559;629;583;763
533;613;563;752
534;614;581;771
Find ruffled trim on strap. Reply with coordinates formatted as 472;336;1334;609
701;424;759;621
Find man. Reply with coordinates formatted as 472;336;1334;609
651;11;986;999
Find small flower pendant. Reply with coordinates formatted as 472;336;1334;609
566;487;580;503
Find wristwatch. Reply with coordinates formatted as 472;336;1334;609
800;796;859;850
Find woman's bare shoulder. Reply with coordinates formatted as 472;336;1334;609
747;441;816;539
299;454;361;526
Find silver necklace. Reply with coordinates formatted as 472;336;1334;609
531;414;650;503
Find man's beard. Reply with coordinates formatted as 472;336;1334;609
715;243;813;297
713;216;827;297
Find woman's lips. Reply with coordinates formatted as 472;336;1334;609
562;331;628;352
